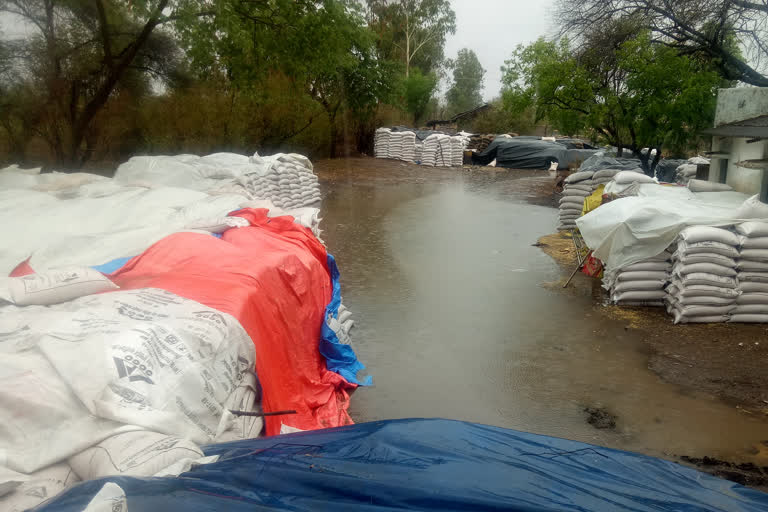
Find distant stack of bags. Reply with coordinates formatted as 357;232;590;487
674;156;710;185
467;134;496;153
414;142;424;163
374;128;392;158
238;153;321;209
390;131;417;162
422;134;453;167
734;222;768;323
604;250;673;307
451;135;469;166
665;226;741;324
374;129;467;167
374;129;417;162
557;170;594;231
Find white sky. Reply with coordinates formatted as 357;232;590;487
443;0;556;101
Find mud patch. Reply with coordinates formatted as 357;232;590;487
584;406;617;430
537;231;768;412
536;232;577;268
678;455;768;489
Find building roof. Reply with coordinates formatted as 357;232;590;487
702;115;768;138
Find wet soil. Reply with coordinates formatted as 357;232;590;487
314;157;768;489
537;232;768;413
584;406;618;430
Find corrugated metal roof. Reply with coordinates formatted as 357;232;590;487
703;115;768;138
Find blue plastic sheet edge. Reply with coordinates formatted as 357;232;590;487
320;253;371;385
35;418;768;512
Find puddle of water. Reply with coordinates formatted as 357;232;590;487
320;168;768;463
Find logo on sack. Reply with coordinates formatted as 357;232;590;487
113;355;154;384
193;311;226;326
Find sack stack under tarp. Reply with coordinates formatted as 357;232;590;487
557;171;594;231
733;222;768;323
666;226;741;324
467;134;496;153
604;250;672;306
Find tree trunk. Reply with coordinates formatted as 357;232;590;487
328;111;338;158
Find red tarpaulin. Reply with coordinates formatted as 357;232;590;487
106;208;356;435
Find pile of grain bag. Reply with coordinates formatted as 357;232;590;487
734;221;768;323
557;170;594;230
675;163;698;185
238;153;321;209
422;134;453;167
666;226;741;324
0;285;259;511
374;128;392;158
451;135;470;166
414;142;424;163
603;170;657;198
603;250;672;306
387;131;417;162
592;169;621;187
675;156;710;185
114;152;322;209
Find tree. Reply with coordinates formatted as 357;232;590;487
501;32;721;174
402;69;438;124
555;0;768;87
180;0;394;158
446;48;486;115
0;0;203;168
366;0;456;77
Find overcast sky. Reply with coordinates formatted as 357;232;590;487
443;0;556;101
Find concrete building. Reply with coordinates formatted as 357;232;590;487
704;87;768;201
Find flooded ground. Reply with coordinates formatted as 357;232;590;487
315;157;768;477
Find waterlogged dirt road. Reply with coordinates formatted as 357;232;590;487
314;157;768;485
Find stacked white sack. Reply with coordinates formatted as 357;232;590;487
676;156;710;185
451;135;469;166
238;153;321;209
666;226;741;324
385;131;416;162
591;169;621;188
557;170;594;231
422;134;452;167
733;221;768;323
675;163;698;185
604;249;672;306
603;170;657;198
374;128;391;158
400;131;417;162
414;142;424;163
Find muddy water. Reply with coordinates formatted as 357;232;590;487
318;162;768;463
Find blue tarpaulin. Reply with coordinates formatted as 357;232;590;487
36;418;768;511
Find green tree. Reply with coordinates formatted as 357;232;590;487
366;0;456;77
178;0;394;157
402;69;438;124
501;32;721;174
0;0;200;168
446;48;486;115
556;0;768;87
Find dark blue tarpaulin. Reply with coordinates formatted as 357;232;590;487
36;419;768;511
